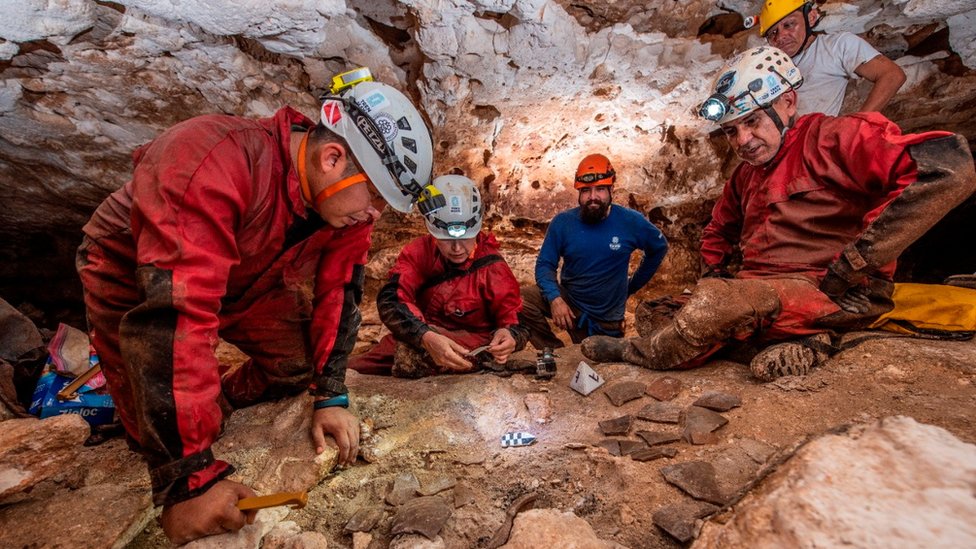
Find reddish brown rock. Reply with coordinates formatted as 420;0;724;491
0;415;89;503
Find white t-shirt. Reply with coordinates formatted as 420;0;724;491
793;31;881;116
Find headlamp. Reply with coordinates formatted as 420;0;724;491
429;214;478;238
699;93;730;122
330;67;373;94
575;169;616;184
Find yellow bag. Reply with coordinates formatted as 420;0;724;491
869;283;976;337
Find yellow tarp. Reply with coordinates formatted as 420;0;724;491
870;283;976;335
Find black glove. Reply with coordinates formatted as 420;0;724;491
702;266;734;279
818;263;855;298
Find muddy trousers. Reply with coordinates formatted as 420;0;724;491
348;328;491;377
623;277;846;370
77;236;316;444
518;284;624;349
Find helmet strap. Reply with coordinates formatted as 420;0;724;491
314;173;368;208
798;3;817;54
297;132;313;204
762;104;787;135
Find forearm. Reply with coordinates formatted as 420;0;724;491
860;72;906;113
377;277;431;348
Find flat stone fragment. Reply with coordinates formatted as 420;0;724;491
598;439;621;456
345;507;385;532
604;381;647;406
636;430;682;446
631;447;678;462
391;496;452;540
636;401;682;423
452;482;476;508
682;406;729;445
418;474;457;496
646;377;682;401
598;415;634;436
660;461;727;505
693;391;742;412
653;500;719;542
386;471;421;506
618;440;647;456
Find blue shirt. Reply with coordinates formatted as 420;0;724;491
535;205;668;322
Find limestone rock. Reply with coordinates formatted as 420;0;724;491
523;393;553;424
0;483;152;549
183;506;290;549
0;415;89;502
693;417;976;548
500;508;627;549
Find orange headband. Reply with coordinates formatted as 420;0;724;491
314;173;368;208
297;132;313;203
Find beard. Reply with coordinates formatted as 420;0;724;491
580;199;610;224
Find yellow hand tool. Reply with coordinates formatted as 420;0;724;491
236;491;308;511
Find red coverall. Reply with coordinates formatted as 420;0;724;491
349;232;526;374
76;107;371;506
627;112;974;368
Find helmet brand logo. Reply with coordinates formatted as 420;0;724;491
354;112;387;152
322;102;342;125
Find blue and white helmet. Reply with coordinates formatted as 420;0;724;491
699;46;803;125
423;175;483;240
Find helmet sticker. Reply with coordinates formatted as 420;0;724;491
322;101;342;125
360;91;390;112
373;113;398;143
766;75;778;89
715;71;736;95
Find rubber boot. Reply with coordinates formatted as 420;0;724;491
581;335;627;363
621;325;710;370
391;343;439;378
749;333;833;382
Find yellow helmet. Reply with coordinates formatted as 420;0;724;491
759;0;810;36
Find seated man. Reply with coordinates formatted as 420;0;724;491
349;175;529;378
519;153;668;348
758;0;905;116
583;46;975;381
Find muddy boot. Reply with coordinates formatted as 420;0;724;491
749;333;834;382
581;335;627;363
391;343;439;378
622;325;710;370
483;358;536;377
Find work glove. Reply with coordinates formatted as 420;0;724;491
820;259;871;314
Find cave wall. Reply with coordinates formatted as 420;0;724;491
1;0;975;326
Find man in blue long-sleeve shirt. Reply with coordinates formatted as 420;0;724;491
519;153;669;349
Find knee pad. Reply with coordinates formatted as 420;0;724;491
674;278;780;346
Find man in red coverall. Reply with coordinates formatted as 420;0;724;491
76;69;440;544
349;175;529;377
582;46;976;380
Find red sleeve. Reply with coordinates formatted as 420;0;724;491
308;222;373;396
700;169;745;271
125;135;252;504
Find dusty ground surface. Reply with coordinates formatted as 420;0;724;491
125;330;976;548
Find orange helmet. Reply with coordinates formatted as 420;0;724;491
574;154;616;189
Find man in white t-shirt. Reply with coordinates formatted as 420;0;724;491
758;0;905;116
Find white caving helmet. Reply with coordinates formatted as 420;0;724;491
423;175;483;240
319;68;441;214
698;46;803;126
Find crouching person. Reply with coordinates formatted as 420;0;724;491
583;46;976;381
349;175;529;378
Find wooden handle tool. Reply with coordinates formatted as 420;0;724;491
56;364;103;401
236;491;308;511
